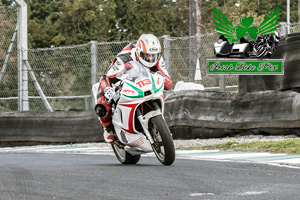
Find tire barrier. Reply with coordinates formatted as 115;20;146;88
1;90;300;146
164;90;300;139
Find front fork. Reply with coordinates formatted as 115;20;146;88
136;102;161;145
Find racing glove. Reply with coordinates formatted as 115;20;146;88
104;87;115;102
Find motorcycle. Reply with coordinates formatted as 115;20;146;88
251;32;280;58
92;61;175;165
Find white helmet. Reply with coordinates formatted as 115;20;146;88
136;34;161;68
273;31;281;42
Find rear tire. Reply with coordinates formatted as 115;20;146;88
149;115;175;165
111;143;140;164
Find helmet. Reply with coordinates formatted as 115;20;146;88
136;34;161;68
273;31;281;42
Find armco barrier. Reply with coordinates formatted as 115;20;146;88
1;89;300;146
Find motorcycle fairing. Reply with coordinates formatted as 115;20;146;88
113;102;153;154
120;74;164;100
117;103;138;134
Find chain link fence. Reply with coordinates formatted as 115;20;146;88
0;6;18;111
1;18;299;111
162;34;238;92
279;22;300;35
0;35;235;112
26;44;91;111
23;41;130;111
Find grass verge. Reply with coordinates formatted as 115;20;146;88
178;139;300;154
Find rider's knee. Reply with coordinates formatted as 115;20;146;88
95;96;112;120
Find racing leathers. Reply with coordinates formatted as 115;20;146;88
95;42;172;129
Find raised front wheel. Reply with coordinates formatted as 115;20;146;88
149;115;175;165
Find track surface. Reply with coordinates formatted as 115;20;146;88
0;152;300;200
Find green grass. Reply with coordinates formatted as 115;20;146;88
178;139;300;154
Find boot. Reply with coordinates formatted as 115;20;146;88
103;125;115;143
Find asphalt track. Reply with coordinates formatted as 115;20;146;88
1;148;300;200
2;145;300;167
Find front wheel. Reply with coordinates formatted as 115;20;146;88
149;115;175;165
256;45;267;58
111;142;140;164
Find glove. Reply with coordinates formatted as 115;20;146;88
104;87;115;101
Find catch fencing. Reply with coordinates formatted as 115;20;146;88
1;16;299;111
1;35;226;112
0;5;18;112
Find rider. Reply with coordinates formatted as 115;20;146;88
252;31;281;57
94;34;173;143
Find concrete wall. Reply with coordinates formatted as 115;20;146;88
0;111;103;147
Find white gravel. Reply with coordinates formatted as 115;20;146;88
2;135;298;152
80;135;299;149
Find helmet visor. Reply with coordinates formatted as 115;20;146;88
140;52;159;63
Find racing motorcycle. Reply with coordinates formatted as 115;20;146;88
251;31;281;58
92;61;175;165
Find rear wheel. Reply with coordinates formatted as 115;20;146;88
111;142;140;164
149;115;175;165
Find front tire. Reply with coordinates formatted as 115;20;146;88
256;45;267;58
149;115;175;165
111;142;140;164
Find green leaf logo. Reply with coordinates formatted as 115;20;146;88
240;16;253;28
214;7;280;42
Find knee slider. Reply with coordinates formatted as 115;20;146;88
95;105;107;117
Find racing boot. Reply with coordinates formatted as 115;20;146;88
103;124;115;143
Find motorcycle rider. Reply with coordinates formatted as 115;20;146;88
94;34;173;143
252;31;281;58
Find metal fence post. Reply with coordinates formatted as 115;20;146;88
91;41;98;86
189;37;197;82
287;0;290;34
91;41;98;108
163;35;171;77
15;0;29;111
279;22;287;35
17;22;23;111
219;75;225;92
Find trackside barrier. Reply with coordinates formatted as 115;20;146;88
1;90;300;146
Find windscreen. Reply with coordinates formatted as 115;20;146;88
116;61;150;82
